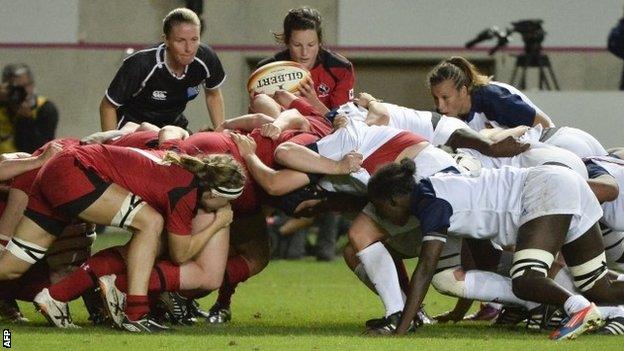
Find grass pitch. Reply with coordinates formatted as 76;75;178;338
4;233;621;350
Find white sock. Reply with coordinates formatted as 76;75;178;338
464;270;539;310
553;267;576;291
597;306;624;319
617;274;624;282
353;263;376;293
357;242;404;316
563;295;591;315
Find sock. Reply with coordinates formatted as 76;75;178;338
48;247;125;302
553;267;577;291
464;270;539;310
115;260;180;293
597;306;624;319
563;295;591;315
353;263;376;293
126;294;149;321
216;255;251;308
357;242;404;317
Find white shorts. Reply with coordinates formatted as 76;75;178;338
519;165;603;244
412;145;458;180
545;126;607;158
519;144;588;179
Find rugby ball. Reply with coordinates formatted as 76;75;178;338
247;61;309;95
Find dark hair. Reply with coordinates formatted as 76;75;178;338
2;63;33;83
368;158;416;202
427;56;491;93
273;7;323;45
163;7;201;37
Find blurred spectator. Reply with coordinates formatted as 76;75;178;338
608;13;624;90
0;64;58;153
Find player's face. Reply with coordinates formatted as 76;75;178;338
201;192;230;211
164;22;200;67
372;198;410;226
287;29;320;70
430;79;471;118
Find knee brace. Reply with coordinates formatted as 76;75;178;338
568;252;608;292
111;193;146;229
510;249;555;279
431;268;465;298
6;237;47;264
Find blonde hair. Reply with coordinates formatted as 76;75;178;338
164;152;245;192
427;56;491;93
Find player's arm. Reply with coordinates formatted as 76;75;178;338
396;235;445;335
231;133;310;195
204;87;225;128
587;174;619;203
168;206;232;264
297;76;330;115
259;109;311;140
100;97;119;131
446;128;529;157
216;113;275;132
533;113;553;129
274;142;362;175
158;125;189;145
0;142;61;180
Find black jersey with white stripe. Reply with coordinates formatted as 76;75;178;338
105;43;226;128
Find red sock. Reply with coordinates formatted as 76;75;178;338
48;247;125;302
125;295;149;321
216;255;251;308
114;261;180;293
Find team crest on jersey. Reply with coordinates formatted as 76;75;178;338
187;86;200;100
152;90;167;100
317;83;330;97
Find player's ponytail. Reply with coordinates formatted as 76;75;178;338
164;152;246;198
368;158;416;202
427;56;491;93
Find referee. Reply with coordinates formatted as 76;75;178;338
99;8;226;131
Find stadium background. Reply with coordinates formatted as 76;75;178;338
0;0;623;147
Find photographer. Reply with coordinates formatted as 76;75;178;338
0;64;58;153
608;13;624;90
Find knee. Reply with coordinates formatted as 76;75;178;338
274;142;295;163
199;273;224;291
133;210;164;237
431;267;466;298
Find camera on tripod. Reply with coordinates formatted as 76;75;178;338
465;19;544;56
466;19;559;90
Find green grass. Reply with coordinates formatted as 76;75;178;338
4;233;621;350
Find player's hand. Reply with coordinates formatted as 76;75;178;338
354;92;378;109
214;204;234;228
40;141;62;161
333;115;348;129
433;310;465;323
297;76;323;106
489;136;530;157
338;150;363;174
230;133;257;157
260;123;282;140
81;130;126;144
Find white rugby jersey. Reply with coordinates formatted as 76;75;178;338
586;156;624;231
316;118;403;161
384;103;469;146
413;166;529;247
458;143;588;179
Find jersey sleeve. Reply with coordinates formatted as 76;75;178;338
105;56;147;107
198;45;226;90
584;159;612;179
328;63;355;108
482;85;536;127
412;182;453;242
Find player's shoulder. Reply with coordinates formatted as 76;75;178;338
318;48;352;69
196;43;220;60
122;44;160;67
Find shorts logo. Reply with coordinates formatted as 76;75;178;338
317;83;330;97
152;90;167;100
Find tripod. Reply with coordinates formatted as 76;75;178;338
510;54;560;90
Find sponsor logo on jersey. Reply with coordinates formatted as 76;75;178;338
317;83;330;97
187;86;200;100
152;90;167;100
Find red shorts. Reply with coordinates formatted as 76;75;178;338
27;153;109;236
362;132;426;173
11;168;38;195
